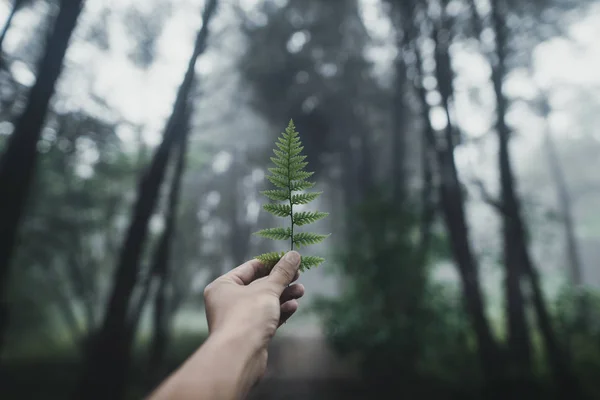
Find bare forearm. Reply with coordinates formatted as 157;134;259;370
148;332;259;400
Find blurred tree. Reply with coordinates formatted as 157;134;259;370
124;3;172;69
238;0;389;213
76;1;218;398
388;0;506;387
4;108;135;354
469;0;586;394
0;0;85;357
219;147;255;268
488;0;535;377
553;286;600;398
316;192;475;396
536;91;582;287
146;107;190;386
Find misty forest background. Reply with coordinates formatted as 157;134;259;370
0;0;599;399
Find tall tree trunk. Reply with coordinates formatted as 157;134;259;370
488;0;532;376
430;4;506;384
227;150;252;268
394;0;504;385
147;119;189;387
75;1;218;398
489;1;582;396
128;94;192;342
0;0;84;357
538;96;582;286
392;30;407;203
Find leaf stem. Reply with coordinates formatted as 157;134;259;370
288;131;294;251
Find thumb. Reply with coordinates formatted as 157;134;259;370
267;251;301;294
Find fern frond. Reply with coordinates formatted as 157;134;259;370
290;170;314;181
300;256;325;270
263;203;291;217
293;211;329;226
254;227;292;240
293;232;330;248
266;174;288;189
256;251;286;269
291;192;322;205
252;119;330;272
268;167;289;177
261;189;289;201
290;180;315;191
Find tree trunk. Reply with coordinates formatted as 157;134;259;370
488;0;532;376
392;30;407;203
75;1;217;398
490;1;582;396
147;106;190;386
395;0;504;386
416;129;435;267
0;0;84;357
539;96;582;286
228;150;252;268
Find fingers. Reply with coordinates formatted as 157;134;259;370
278;299;299;327
223;259;267;285
279;283;304;305
268;251;301;295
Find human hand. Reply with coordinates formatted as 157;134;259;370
203;251;305;384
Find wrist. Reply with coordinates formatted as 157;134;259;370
198;329;263;398
150;329;263;400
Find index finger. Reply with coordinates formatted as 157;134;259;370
224;259;267;285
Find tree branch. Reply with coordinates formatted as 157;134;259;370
472;178;504;213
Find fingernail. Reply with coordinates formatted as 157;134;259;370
285;251;300;265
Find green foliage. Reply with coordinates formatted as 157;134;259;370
553;286;600;398
254;120;329;271
314;193;477;389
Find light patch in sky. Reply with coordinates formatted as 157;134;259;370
10;61;35;87
359;0;392;40
287;31;310;54
251;168;264;183
534;6;600;90
211;150;233;174
75;164;94;179
205;190;221;208
549;112;574;138
116;124;137;143
1;4;47;55
426;90;442;106
150;213;165;234
504;68;538;101
0;121;14;136
195;51;217;76
429;106;448;131
246;200;260;224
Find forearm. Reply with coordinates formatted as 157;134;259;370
148;332;260;400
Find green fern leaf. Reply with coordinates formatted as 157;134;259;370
254;227;292;240
252;119;330;272
291;192;322;205
256;251;286;269
300;256;325;270
266;174;288;189
290;180;315;191
290;170;314;181
293;211;329;226
293;232;330;248
261;189;289;201
263;203;292;217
